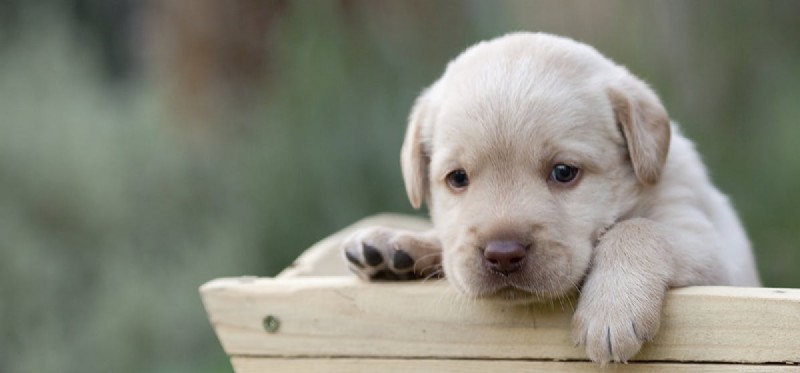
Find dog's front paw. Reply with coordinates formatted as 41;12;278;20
342;227;441;281
571;287;662;364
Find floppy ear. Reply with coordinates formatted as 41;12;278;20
607;79;671;185
401;89;435;209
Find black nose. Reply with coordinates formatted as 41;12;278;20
483;241;528;275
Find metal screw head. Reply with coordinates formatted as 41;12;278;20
263;315;280;333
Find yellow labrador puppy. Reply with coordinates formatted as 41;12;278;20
343;32;760;363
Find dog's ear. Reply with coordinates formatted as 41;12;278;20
401;89;435;209
607;78;671;185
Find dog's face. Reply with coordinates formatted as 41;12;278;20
402;33;670;302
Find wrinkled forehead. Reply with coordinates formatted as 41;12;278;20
429;85;620;169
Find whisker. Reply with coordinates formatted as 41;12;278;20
412;252;442;273
421;268;443;282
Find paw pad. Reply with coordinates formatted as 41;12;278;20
392;250;414;270
342;228;443;282
362;244;384;266
344;242;420;281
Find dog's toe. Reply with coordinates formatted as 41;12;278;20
572;290;662;364
341;227;439;281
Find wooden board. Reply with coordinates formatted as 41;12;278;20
201;276;800;365
202;214;800;371
231;357;800;373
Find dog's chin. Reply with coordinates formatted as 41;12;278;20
454;279;578;305
450;268;586;305
484;284;579;305
483;287;542;304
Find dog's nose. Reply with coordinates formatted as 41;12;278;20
483;241;528;275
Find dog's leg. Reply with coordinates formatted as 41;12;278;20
342;227;442;281
571;218;674;364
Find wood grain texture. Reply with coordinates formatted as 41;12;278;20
231;357;800;373
200;276;800;364
202;214;800;371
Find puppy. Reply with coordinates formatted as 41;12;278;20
342;32;760;363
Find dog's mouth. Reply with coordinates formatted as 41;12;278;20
444;236;590;303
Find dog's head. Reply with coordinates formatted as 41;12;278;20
401;33;670;302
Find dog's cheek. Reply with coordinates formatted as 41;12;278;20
565;179;633;248
428;184;463;218
442;245;480;295
570;242;594;283
534;238;593;293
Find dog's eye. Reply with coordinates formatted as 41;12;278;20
550;164;580;184
446;169;469;191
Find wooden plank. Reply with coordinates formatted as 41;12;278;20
200;276;800;364
231;357;800;373
277;213;430;278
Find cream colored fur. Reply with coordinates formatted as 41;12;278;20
342;32;760;364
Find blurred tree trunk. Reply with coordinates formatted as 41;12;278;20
145;0;287;133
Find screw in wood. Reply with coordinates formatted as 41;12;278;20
263;315;280;333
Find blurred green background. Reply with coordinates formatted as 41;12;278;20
1;1;798;372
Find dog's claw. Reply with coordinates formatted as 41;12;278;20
344;250;364;268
